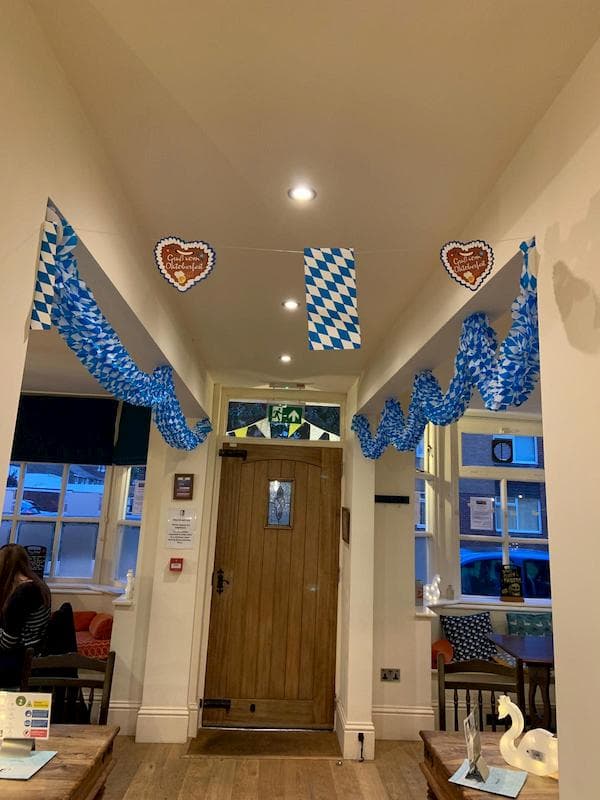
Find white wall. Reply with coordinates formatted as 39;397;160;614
355;32;600;797
0;1;210;494
372;447;434;739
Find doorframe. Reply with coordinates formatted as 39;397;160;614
188;386;346;735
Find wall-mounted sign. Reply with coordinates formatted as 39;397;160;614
173;473;194;500
268;404;303;424
166;507;196;549
154;237;216;292
500;565;524;603
440;240;494;291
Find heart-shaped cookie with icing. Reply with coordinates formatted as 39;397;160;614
154;237;216;292
440;240;494;291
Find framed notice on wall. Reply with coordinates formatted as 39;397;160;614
173;473;194;500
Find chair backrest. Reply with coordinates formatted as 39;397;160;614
437;652;517;732
25;651;115;725
41;602;77;657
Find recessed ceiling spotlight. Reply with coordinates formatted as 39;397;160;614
282;299;299;311
280;354;292;363
288;184;316;202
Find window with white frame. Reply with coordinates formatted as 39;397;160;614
458;425;549;599
2;462;146;584
114;466;146;582
415;428;434;593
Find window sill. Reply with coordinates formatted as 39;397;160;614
426;596;552;613
415;607;437;619
48;583;123;596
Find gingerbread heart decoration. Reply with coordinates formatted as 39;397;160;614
154;237;216;292
440;240;494;291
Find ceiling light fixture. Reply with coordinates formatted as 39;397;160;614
282;299;299;311
280;354;292;363
288;184;316;202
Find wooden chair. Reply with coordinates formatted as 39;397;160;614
437;652;518;732
25;651;115;725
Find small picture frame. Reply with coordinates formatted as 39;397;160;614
173;473;194;501
341;507;350;544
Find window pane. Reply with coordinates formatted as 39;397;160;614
460;541;503;596
415;436;425;472
63;465;106;518
509;543;551;599
507;482;546;538
3;463;20;514
267;480;293;526
0;520;11;547
125;466;147;521
21;463;63;516
461;433;543;469
116;524;141;582
415;478;427;531
56;522;99;578
415;537;428;585
15;521;55;575
459;478;501;536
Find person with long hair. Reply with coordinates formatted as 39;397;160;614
0;543;51;688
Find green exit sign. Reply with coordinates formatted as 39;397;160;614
268;404;303;424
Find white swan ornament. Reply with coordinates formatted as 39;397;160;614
497;695;559;780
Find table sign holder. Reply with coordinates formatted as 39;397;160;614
0;737;35;757
464;710;490;783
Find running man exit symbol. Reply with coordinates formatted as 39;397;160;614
268;404;303;424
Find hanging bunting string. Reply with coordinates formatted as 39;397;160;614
32;206;211;450
351;239;539;459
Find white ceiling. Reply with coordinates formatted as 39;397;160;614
27;0;600;393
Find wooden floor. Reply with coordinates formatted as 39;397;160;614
104;737;428;799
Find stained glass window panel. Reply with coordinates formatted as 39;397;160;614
267;480;293;527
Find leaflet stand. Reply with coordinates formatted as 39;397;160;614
0;738;36;757
463;710;490;783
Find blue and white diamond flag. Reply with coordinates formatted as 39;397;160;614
304;247;361;350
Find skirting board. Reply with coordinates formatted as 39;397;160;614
372;705;435;741
335;698;375;760
108;701;141;736
135;705;190;743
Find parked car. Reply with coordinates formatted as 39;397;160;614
20;499;40;515
460;548;551;599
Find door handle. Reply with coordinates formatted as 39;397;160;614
216;568;230;594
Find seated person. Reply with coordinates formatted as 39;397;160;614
0;544;51;688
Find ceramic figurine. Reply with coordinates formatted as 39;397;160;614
497;694;559;779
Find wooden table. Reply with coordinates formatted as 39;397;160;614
420;730;558;799
489;634;554;729
0;724;119;799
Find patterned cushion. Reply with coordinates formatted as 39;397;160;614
78;638;110;660
73;610;97;632
439;612;497;662
506;612;552;637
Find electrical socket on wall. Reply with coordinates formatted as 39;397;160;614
380;668;400;682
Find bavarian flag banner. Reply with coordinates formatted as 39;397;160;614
304;247;361;350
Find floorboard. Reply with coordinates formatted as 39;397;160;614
104;736;428;799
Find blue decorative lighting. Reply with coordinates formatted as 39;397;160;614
352;239;538;459
30;204;211;450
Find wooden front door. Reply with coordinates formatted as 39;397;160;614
202;443;342;729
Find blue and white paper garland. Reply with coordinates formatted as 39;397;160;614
304;247;361;350
30;203;212;451
352;239;539;459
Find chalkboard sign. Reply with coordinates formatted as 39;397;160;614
500;564;524;603
24;545;47;580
